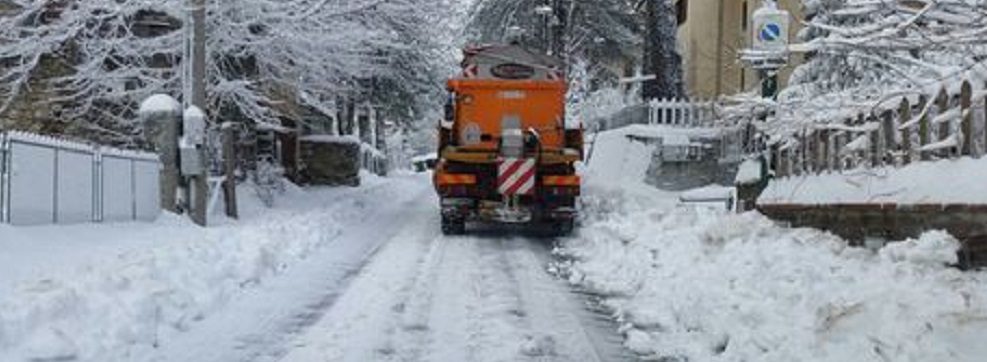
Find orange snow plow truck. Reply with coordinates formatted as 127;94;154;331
434;44;583;235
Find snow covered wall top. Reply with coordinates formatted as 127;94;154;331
4;131;159;162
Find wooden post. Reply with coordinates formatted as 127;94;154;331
919;95;931;161
937;90;951;158
961;81;973;156
881;110;895;166
222;124;238;219
899;98;912;165
834;130;845;172
812;129;823;173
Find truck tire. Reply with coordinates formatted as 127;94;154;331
552;218;575;237
441;214;466;235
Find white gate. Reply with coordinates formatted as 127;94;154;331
0;131;161;226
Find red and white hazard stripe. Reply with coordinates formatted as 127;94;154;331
463;63;478;78
498;158;536;196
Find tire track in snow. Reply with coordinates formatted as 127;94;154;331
142;180;434;362
272;208;638;362
275;197;443;362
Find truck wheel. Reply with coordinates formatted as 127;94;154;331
441;215;466;235
552;218;575;237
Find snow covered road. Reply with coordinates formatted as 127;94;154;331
133;174;632;362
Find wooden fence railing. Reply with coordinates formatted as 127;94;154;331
769;80;987;178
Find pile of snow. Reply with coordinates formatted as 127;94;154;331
584;124;725;188
557;183;987;361
583;127;657;186
760;156;987;205
0;175;425;361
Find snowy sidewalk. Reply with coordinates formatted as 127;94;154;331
556;181;987;362
0;173;429;362
560;125;987;361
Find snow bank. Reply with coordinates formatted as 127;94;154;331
584;124;725;187
0;175;426;361
760;156;987;204
557;184;987;361
583;127;656;186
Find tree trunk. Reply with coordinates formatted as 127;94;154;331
643;0;686;100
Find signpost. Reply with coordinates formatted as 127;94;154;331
740;0;791;99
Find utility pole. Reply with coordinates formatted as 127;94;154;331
185;0;208;226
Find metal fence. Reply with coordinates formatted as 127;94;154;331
0;131;161;226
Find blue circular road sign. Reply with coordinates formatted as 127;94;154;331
760;23;782;42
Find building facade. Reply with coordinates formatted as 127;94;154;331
676;0;803;99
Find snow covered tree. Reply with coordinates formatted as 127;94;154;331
768;0;987;135
642;0;686;100
0;0;457;146
466;0;641;82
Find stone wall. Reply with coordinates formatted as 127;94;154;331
299;137;361;187
758;203;987;267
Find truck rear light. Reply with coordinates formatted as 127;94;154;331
436;173;477;186
542;175;580;187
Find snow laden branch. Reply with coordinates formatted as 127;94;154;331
0;0;453;144
726;0;987;141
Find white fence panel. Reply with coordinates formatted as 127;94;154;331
102;156;135;222
55;149;96;223
0;131;160;225
8;142;56;225
133;159;161;221
649;98;718;127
